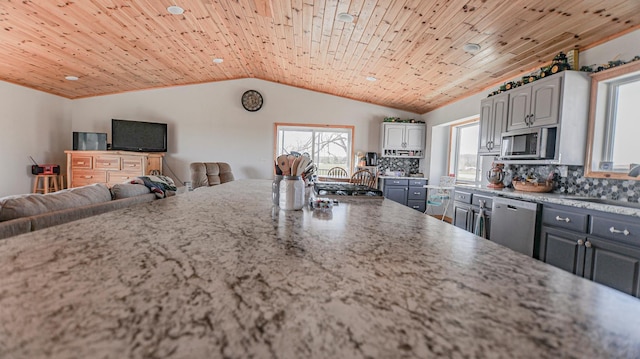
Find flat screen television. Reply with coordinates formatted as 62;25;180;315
111;119;167;152
73;131;107;150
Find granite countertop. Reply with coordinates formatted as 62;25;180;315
455;183;640;218
1;179;640;358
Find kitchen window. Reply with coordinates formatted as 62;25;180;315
275;123;354;175
449;119;479;183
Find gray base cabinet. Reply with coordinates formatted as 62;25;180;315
452;188;492;239
539;204;640;298
383;178;427;212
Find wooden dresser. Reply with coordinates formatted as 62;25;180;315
64;150;164;188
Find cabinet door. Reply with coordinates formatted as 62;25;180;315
383;124;405;149
539;226;585;275
384;186;407;205
453;204;471;231
583;237;640;298
478;97;494;154
490;93;509;154
507;87;531;131
471;209;491;240
404;125;425;150
530;76;561;127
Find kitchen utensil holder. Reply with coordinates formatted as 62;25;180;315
279;176;304;210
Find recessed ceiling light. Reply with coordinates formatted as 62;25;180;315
463;43;481;53
167;5;184;15
366;76;377;82
65;76;79;81
337;12;354;23
212;58;224;64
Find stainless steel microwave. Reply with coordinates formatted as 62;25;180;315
500;127;557;160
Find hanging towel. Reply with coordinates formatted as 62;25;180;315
474;202;486;238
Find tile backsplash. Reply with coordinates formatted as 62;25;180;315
377;157;420;175
505;164;638;203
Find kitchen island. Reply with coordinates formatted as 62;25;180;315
1;180;639;358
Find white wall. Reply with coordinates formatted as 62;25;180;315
0;82;70;197
70;79;419;185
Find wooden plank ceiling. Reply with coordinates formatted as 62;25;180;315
0;0;639;114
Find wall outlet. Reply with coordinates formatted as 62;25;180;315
558;165;568;177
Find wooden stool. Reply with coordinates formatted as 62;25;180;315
33;174;60;194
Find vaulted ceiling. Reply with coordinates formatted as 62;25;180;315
1;1;639;113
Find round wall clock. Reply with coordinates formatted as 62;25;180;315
241;90;263;112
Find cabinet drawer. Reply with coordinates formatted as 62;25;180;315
454;190;472;204
385;179;408;186
122;157;144;172
72;170;106;186
94;156;121;170
471;194;493;210
107;171;139;184
407;200;426;212
408;188;426;200
542;206;588;233
590;215;640;244
409;179;427;186
71;155;92;169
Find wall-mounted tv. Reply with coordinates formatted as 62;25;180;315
111;119;168;152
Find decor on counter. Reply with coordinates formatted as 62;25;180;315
273;152;315;210
512;180;553;193
486;162;505;189
383;117;424;123
241;89;263;111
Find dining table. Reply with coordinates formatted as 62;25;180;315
1;179;639;358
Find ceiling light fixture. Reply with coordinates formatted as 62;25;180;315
65;76;79;81
167;5;184;15
212;58;224;64
337;12;354;23
463;43;481;53
366;76;377;82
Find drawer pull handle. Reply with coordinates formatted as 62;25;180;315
77;161;85;165
609;227;630;236
413;192;420;195
555;216;570;223
83;176;92;179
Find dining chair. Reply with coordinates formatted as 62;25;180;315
424;175;456;221
349;169;376;188
327;167;348;178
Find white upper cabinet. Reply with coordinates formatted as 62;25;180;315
507;75;561;131
478;92;509;155
381;122;425;158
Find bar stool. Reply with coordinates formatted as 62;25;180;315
33;174;59;194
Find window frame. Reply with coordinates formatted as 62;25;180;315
447;118;480;184
274;123;355;175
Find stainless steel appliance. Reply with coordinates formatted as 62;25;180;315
365;152;378;166
500;127;556;160
490;197;540;256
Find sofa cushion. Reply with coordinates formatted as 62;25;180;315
29;192;157;231
110;183;151;200
190;162;234;189
0;183;112;222
0;217;31;240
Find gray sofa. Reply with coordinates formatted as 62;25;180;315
0;183;158;240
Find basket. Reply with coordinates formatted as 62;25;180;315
512;181;553;193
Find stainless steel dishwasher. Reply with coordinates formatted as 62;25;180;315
490;197;540;256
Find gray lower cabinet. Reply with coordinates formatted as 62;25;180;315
452;188;492;239
382;179;427;212
539;204;640;298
